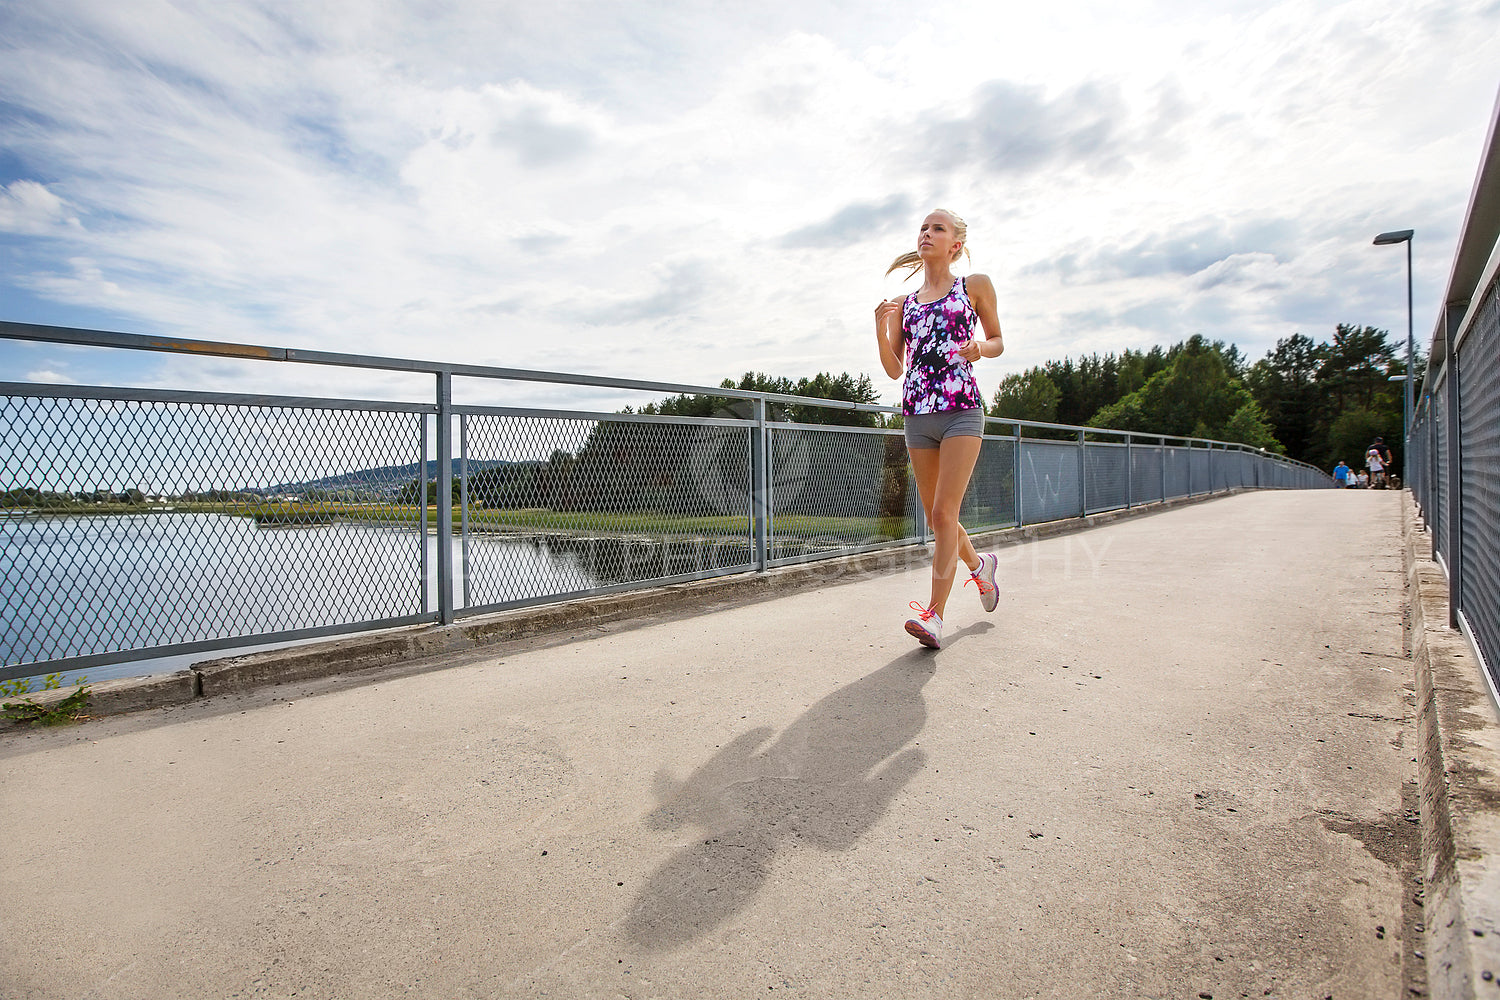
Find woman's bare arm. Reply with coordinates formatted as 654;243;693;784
875;295;907;379
964;274;1005;359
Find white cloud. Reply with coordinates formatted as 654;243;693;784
0;0;1496;410
24;369;78;384
0;180;78;235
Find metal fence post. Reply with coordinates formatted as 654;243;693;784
1077;429;1087;517
1161;437;1168;501
459;412;470;611
435;370;454;625
1444;304;1464;629
913;472;927;540
419;416;429;615
1014;422;1024;526
752;396;769;572
1429;387;1439;560
1125;433;1133;509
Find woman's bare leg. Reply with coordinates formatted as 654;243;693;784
908;436;982;618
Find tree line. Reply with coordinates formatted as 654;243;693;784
398;372;905;519
991;325;1418;474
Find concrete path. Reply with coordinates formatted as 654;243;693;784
0;490;1420;1000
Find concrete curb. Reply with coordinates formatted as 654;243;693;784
4;488;1238;727
1403;492;1500;998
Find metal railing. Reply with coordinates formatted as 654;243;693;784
1406;87;1500;701
1409;251;1500;699
0;321;1328;681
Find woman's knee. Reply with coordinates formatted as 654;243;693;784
929;504;963;532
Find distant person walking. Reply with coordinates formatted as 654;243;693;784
1366;438;1388;489
1333;461;1350;488
875;209;1005;649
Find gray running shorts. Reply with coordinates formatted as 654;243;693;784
904;408;986;450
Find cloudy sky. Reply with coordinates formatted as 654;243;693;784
2;0;1498;410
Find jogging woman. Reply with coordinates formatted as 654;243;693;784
875;208;1005;648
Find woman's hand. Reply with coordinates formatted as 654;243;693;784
953;339;982;363
874;298;902;330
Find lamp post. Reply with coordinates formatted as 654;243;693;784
1373;228;1414;477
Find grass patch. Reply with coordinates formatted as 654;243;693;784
2;502;917;540
1;673;91;727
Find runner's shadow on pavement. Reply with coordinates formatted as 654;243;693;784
622;651;937;950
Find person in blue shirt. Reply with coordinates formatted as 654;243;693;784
1333;461;1350;488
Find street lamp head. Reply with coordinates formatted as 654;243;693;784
1373;229;1414;245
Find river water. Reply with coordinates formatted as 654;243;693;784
1;512;606;683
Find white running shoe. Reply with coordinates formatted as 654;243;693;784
905;602;943;648
965;552;999;612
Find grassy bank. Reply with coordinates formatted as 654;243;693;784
2;502;918;540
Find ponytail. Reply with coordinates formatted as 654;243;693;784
885;250;924;278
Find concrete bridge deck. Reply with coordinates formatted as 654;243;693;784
0;490;1441;998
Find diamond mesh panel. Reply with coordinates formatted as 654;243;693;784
1131;446;1164;504
1240;451;1257;488
1;394;427;668
768;426;916;562
1164;448;1191;498
1190;449;1211;494
457;413;754;608
1435;374;1449;565
1409;403;1428;508
1220;451;1238;490
1084;443;1128;513
1459;279;1500;688
961;436;1017;531
1019;441;1082;524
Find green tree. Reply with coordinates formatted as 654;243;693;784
397;478;461;506
1089;335;1281;449
1326;407;1401;475
1242;324;1405;471
1116;346;1169;397
1319;324;1396;413
1245;333;1325;462
990;369;1061;424
468;462;546;509
1043;353;1120;426
1219;400;1284;452
640;371;882;427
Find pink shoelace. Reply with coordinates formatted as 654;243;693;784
964;569;993;595
908;601;937;621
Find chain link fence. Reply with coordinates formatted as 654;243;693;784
1411;264;1500;695
1;325;1328;681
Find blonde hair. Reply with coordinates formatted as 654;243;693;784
886;208;969;278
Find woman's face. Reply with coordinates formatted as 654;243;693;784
918;212;961;263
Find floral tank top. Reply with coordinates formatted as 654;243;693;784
902;276;985;415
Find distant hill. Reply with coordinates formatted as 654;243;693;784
257;458;517;497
